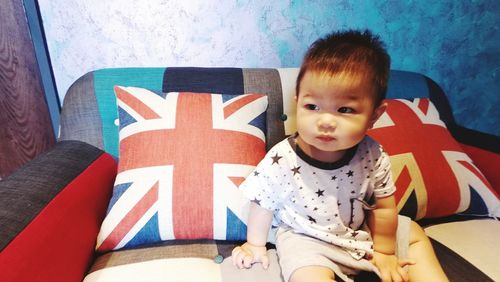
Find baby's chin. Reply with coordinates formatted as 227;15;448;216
309;145;348;163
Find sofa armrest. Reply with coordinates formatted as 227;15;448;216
450;124;499;154
0;141;117;282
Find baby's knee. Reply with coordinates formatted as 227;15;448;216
289;266;335;282
409;220;430;244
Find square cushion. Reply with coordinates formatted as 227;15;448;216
96;86;268;252
368;98;499;220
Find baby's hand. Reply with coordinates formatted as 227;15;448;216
231;242;269;269
371;252;415;282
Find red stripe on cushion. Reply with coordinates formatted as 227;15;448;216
223;94;262;118
417;98;429;114
0;153;116;282
460;143;500;195
98;181;158;251
394;165;412;205
115;86;161;119
229;176;246;187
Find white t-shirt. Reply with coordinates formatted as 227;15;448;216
240;135;396;259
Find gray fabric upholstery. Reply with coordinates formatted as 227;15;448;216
242;68;286;150
59;72;104;150
89;240;284;282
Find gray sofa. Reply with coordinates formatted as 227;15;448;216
1;67;498;282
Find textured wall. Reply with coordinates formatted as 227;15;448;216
38;0;499;136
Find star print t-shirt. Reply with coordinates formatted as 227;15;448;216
239;135;396;260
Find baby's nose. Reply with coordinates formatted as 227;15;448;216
318;113;337;128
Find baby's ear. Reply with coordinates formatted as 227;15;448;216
369;101;387;128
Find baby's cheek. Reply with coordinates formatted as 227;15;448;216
296;117;315;133
344;120;370;135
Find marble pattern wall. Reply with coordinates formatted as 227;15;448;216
38;0;499;136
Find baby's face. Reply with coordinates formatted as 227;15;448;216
295;70;385;163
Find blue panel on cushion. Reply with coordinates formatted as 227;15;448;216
108;182;132;213
226;208;247;240
117;107;137;129
249;111;267;136
398;189;418;219
93;68;166;157
460;185;489;216
124;212;162;249
163;67;244;94
387;70;430;100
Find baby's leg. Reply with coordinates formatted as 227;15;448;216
407;221;448;281
289;265;335;282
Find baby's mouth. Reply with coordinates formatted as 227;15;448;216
317;135;336;142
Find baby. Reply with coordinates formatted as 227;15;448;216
232;30;448;282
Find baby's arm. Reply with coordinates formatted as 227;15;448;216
368;195;397;254
232;201;273;269
367;195;414;282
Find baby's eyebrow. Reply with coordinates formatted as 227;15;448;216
337;93;363;101
300;94;320;101
301;93;316;98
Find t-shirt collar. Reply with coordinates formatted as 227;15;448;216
288;133;358;170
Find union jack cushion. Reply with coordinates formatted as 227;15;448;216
96;86;268;252
368;98;499;220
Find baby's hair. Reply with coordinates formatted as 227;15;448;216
296;29;390;105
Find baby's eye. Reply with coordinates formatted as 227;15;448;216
338;107;355;113
305;104;320;111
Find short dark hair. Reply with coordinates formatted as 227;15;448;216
296;29;391;105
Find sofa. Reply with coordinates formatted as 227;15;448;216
0;67;498;282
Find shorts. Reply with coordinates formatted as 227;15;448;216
276;215;411;282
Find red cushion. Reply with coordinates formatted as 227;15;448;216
96;87;268;252
368;98;498;219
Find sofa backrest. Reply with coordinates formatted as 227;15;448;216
59;67;449;158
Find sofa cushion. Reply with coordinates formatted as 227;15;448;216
96;86;268;252
425;219;499;281
368;98;499;220
85;242;283;282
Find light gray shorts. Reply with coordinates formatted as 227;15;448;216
276;215;411;282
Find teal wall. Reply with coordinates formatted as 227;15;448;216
39;0;499;135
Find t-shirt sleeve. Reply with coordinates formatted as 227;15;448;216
372;149;396;198
239;146;288;212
